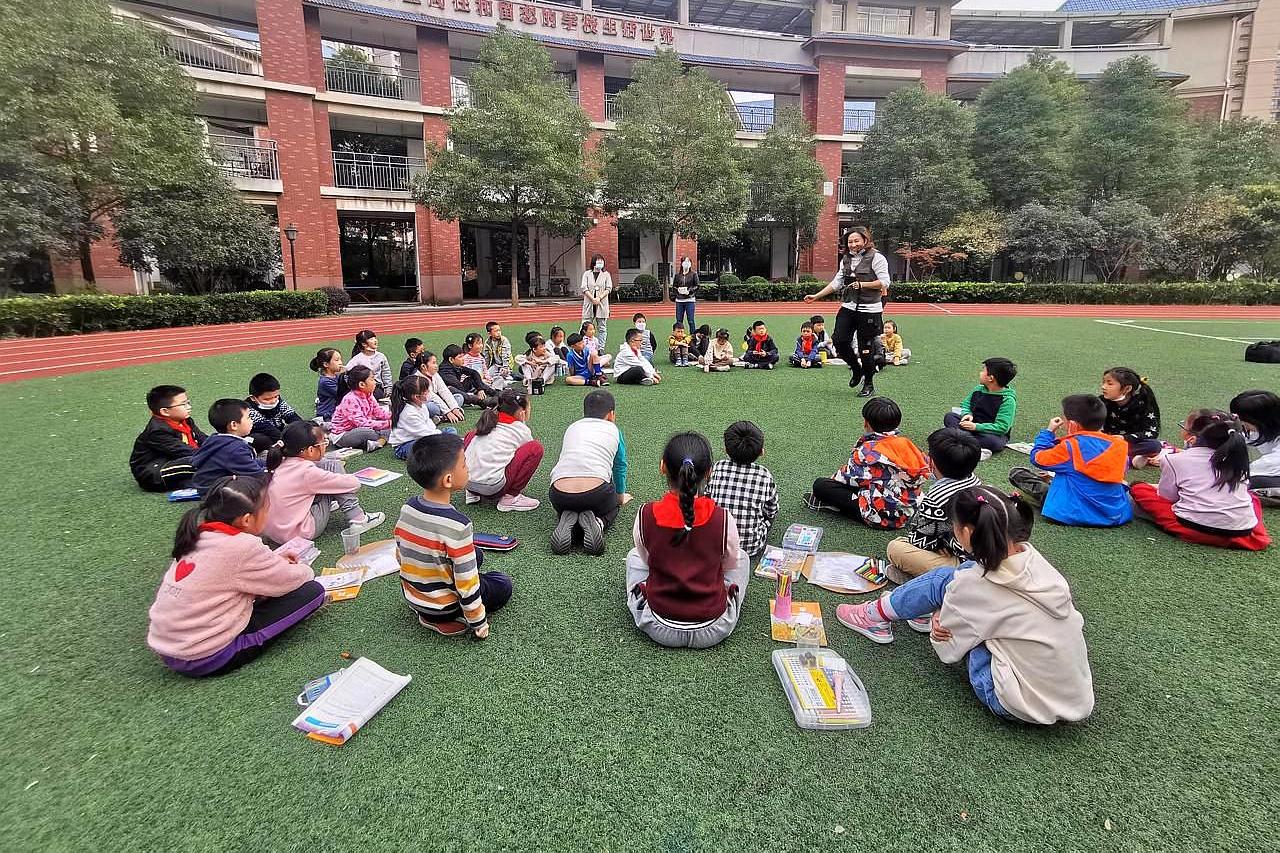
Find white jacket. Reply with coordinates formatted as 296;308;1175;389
388;401;440;447
614;343;655;379
418;370;460;415
581;269;613;319
464;420;534;488
933;544;1095;725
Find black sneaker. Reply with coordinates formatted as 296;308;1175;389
848;372;860;388
551;510;579;555
580;510;605;556
857;382;875;397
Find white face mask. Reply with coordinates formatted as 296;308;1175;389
593;261;604;271
635;321;646;330
681;261;691;272
256;399;279;412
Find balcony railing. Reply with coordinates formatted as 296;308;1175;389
332;151;424;191
838;176;862;208
605;93;624;121
156;29;262;75
451;79;471;108
734;104;775;134
208;134;278;181
844;109;876;133
325;59;421;102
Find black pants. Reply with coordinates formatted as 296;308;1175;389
833;306;883;385
616;366;650;384
811;477;864;520
135;457;197;492
549;481;621;530
943;412;1009;453
743;350;779;367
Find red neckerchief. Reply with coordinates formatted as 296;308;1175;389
651;492;717;529
497;412;519;425
801;336;814;355
198;521;241;536
752;332;768;353
158;415;197;448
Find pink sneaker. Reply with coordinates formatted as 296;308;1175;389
497;493;540;512
836;602;894;644
907;614;933;634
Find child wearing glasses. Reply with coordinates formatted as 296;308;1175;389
130;385;207;492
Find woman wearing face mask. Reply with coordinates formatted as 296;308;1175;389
581;253;613;349
672;255;699;331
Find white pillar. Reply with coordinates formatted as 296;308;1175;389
1059;19;1073;48
678;0;689;25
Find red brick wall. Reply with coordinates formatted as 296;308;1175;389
255;0;312;86
800;75;819;127
419;115;462;304
675;236;698;270
584;213;619;282
577;51;606;122
814;57;846;136
417;27;451;107
806;141;843;280
50;220;138;294
1184;93;1223;120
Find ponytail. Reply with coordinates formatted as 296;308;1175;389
172;476;268;559
660;431;712;546
266;421;324;471
475;388;527;436
1105;367;1159;414
949;486;1017;572
310;347;339;373
1230;389;1280;445
1186;410;1250;491
351;329;376;358
391;375;430;429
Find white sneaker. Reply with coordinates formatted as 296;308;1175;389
347;511;386;536
465;491;482;505
497;493;540;512
640;377;655;385
365;439;383;453
1131;455;1149;470
979;448;993;462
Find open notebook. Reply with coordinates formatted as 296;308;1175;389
291;657;410;745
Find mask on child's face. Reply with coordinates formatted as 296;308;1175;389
636;321;646;330
257;399;280;412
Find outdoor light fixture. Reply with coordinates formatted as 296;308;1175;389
284;223;299;292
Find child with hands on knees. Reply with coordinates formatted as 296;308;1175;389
263;421;385;543
462;389;544;512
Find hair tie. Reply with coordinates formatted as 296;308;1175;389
1009;491;1021;500
1140;376;1148;384
975;494;987;503
1228;428;1237;435
682;457;693;466
683;523;693;531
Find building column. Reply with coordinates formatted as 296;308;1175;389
1059;19;1074;48
578;50;617;283
417;27;462;305
678;0;690;25
806;141;843;280
675;236;698;273
1158;15;1174;46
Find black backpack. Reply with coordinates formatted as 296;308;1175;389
1245;341;1280;363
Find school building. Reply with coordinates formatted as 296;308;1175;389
75;0;1279;300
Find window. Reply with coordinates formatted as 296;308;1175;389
925;7;939;36
618;227;641;270
830;3;846;31
855;5;913;36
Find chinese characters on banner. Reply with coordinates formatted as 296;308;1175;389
412;0;677;45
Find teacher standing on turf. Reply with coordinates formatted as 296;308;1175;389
581;253;614;348
804;226;890;397
672;255;699;331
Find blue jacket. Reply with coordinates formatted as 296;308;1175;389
191;432;266;492
1030;428;1132;527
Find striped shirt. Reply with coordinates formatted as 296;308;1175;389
395;497;487;629
906;474;981;553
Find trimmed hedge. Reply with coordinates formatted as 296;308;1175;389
615;280;1280;305
0;290;331;337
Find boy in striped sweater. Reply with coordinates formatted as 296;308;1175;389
395;433;513;638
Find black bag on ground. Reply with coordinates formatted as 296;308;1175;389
1245;341;1280;363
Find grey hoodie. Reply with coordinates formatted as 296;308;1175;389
933;544;1095;724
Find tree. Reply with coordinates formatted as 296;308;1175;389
851;85;983;246
600;49;749;299
1153;191;1247;281
749;106;825;283
1083;198;1165;283
1073;56;1192;211
973;53;1082;210
0;0;215;285
413;27;592;308
1193;119;1280;191
930;209;1008;280
116;164;280;294
1232;183;1280;279
1003;203;1098;281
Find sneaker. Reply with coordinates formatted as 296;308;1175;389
465;491;482;505
835;602;894;644
329;500;340;512
802;491;839;513
907;614;933;634
765;363;775;370
579;510;606;555
365;439;383;453
417;614;470;636
497;493;540;512
857;382;875;397
979;448;993;462
551;511;579;555
848;373;861;388
640;377;655;385
346;511;385;536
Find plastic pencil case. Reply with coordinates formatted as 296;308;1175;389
772;649;872;731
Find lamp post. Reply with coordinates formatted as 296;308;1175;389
283;223;299;291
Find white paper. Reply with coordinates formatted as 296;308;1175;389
338;540;400;580
808;552;881;593
316;570;365;591
273;537;319;564
292;657;411;743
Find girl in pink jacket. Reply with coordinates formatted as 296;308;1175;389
330;365;391;451
263;422;386;543
147;476;324;677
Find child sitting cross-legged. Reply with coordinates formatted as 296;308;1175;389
943;357;1017;459
245;372;304;453
691;324;712;364
707;420;778;559
564;332;608;387
130;384;206;492
625;432;750;649
413;351;467;425
396;433;513;638
700;328;734;373
1009;394;1132;527
614;327;663;385
548;390;631;556
440;343;496;408
880;320;910;366
389;375;458;461
329;365;391;452
806;396;929;529
462;389;544;512
742;320;779;370
581;320;612;369
885;427;982;581
263;421;385;543
515;335;559;391
192;399;267;492
147;476;325;677
789;321;823;368
837;487;1095;724
1099;367;1163;467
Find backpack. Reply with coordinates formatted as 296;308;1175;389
1245;341;1280;363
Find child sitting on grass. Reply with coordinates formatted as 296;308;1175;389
615;328;662;385
1099;367;1162;466
263;421;385;543
462;389;544;512
581;320;612;369
943;356;1018;458
1130;409;1271;550
742;320;779;370
836;486;1095;725
329;365;391;451
1230;390;1280;502
701;328;734;373
548;390;631;556
809;314;837;359
548;326;569;364
806;396;929;529
147;476;325;677
669;323;691;366
885;427;982;581
440;343;495;408
691;324;712;363
192;399;266;492
389;375;456;461
246;372;303;453
399;338;424;381
130;384;206;492
564;332;608;387
396;433;513;638
880;320;910;365
625;432;750;649
789;321;823;368
707;421;778;559
310;348;346;423
1009;394;1131;527
346;329;393;400
516;335;558;391
414;351;466;425
483;321;514;389
462;333;488;375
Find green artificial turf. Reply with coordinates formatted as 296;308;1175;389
2;313;1278;852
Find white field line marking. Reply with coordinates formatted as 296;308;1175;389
928;303;955;314
1094;319;1252;344
1132;319;1280;325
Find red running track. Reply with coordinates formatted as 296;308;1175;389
2;301;1277;382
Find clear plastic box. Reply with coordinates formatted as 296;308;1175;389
772;648;872;730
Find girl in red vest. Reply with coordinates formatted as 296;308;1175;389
624;432;750;649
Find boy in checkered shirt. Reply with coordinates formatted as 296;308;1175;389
707;421;778;558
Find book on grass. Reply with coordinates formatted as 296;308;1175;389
781;523;824;553
1006;441;1034;455
768;600;828;646
317;566;365;602
291;657;410;745
473;532;519;551
273;537;319;565
336;539;400;580
802;552;887;595
755;546;813;579
353;466;403;486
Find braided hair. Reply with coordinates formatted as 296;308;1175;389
661;431;712;546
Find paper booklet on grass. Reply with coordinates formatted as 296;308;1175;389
336;539;400;580
354;466;403;486
317;567;365;602
769;600;828;646
292;657;410;745
803;552;888;595
273;537;320;565
325;446;364;461
755;546;813;580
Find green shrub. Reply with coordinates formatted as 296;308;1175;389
0;291;329;337
799;273;821;283
745;275;769;285
318;286;351;314
615;274;661;302
717;273;741;286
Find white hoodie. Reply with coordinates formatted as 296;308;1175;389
933;544;1095;725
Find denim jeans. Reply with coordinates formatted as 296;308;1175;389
675;301;695;330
